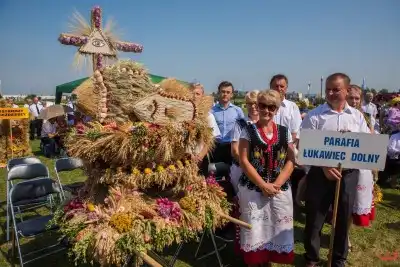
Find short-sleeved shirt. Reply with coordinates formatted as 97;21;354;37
362;102;378;127
273;98;302;134
208;113;221;138
231;117;252;142
211;102;245;143
298;103;370;139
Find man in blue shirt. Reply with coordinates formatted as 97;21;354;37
211;81;245;165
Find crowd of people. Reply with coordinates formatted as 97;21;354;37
191;73;399;267
2;95;87;158
1;72;399;267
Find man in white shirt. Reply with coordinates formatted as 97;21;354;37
270;74;302;143
362;92;378;129
300;73;370;267
28;97;44;140
191;83;221;175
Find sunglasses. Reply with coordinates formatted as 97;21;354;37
258;103;278;112
246;101;257;106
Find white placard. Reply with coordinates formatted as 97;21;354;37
298;129;389;170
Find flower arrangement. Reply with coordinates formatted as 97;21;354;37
53;60;234;266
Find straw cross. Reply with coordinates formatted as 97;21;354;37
58;6;143;72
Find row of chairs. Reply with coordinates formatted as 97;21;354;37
6;157;232;267
5;156;83;267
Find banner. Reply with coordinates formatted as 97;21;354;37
298;129;389;170
0;108;30;120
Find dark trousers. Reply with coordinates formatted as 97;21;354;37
211;142;232;165
30;119;43;140
41;136;61;157
304;167;359;267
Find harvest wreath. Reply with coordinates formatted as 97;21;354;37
53;60;249;266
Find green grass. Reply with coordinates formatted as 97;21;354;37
0;141;399;266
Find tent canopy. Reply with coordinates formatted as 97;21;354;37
55;74;188;104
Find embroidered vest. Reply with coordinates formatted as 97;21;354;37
232;118;251;166
239;123;290;192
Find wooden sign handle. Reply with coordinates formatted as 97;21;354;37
328;163;342;267
216;211;252;229
134;250;163;267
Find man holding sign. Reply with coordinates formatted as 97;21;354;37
298;73;373;267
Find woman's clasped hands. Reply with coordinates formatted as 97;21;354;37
260;182;281;197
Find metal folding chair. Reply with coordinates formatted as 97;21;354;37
6;163;50;241
54;157;84;197
9;178;65;267
6;157;42;172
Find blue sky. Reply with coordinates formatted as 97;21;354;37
0;0;399;95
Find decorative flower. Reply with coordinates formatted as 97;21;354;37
109;212;133;233
87;203;95;212
64;199;84;212
144;168;152;175
254;151;261;158
156;198;182;222
279;152;286;160
167;165;176;171
156;165;165;173
132;168;140;175
179;197;197;213
184;160;191;166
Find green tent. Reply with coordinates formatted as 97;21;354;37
55;74;188;104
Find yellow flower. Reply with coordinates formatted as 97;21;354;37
254;151;261;158
168;165;176;171
279;152;286;160
185;160;191;166
132;168;140;175
144;168;152;175
176;160;183;168
109;212;133;233
179;197;197;213
87;203;95;212
156;165;165;172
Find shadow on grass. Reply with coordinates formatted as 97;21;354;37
382;191;400;209
385;221;400;230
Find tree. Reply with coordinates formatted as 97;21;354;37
25;94;37;100
379;89;389;94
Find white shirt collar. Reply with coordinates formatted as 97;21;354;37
320;102;353;114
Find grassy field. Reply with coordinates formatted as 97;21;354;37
0;141;399;266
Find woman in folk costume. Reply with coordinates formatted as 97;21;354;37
238;89;295;266
346;85;376;247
